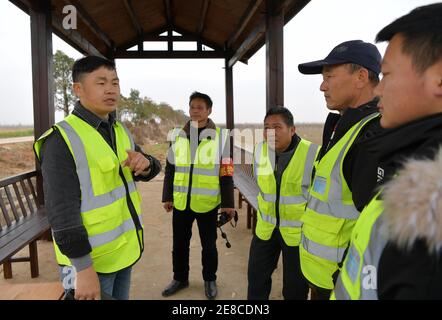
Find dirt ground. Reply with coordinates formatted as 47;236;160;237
0;124;324;299
0;174;285;300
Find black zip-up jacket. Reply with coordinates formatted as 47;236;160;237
318;99;384;211
359;112;442;299
39;102;161;270
162;118;234;209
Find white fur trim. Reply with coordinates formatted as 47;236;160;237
382;148;442;253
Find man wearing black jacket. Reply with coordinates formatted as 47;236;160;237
297;40;384;299
332;3;442;300
35;56;161;300
247;107;318;300
161;92;235;299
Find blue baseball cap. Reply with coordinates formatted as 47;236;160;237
298;40;382;75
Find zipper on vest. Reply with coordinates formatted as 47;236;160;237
118;166;144;253
186;163;194;210
112;125;143;254
185;128;203;210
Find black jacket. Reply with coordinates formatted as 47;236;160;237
361;112;442;299
318;99;384;211
162;118;234;209
39;102;161;267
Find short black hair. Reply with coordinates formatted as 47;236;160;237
72;56;116;82
348;63;380;85
189;91;213;108
264;107;294;127
376;3;442;73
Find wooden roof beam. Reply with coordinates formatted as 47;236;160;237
123;0;143;36
164;0;173;25
63;0;114;50
52;13;104;57
173;25;224;52
226;0;263;49
197;0;210;35
116;25;169;51
228;17;265;68
9;0;35;14
238;0;311;63
114;50;226;59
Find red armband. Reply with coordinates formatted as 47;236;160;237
220;157;234;177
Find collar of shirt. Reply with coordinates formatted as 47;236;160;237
72;101;116;130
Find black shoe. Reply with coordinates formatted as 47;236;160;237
204;281;217;299
162;280;189;297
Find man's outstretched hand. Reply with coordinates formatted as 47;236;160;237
122;150;150;176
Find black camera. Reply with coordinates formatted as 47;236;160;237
217;212;230;227
216;211;238;249
217;211;238;227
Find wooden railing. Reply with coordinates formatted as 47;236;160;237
233;146;258;233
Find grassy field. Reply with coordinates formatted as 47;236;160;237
0;127;33;138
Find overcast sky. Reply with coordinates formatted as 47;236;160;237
0;0;436;126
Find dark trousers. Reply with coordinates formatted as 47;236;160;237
172;207;218;282
309;284;332;300
306;269;337;300
247;229;308;300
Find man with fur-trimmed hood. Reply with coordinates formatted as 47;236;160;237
332;3;442;300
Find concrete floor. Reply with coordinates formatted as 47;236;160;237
0;176;285;300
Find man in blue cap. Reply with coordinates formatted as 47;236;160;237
297;40;384;299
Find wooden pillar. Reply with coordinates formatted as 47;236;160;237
225;59;234;130
265;0;284;111
167;28;173;51
30;0;54;206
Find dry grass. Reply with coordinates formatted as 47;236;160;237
233;123;323;152
0;125;33;132
0;142;35;179
0;124;324;180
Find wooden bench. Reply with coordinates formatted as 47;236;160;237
233;146;259;234
0;171;49;279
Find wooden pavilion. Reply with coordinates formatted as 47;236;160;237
0;0;311;284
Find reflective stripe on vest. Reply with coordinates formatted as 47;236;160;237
302;233;346;263
259;211;304;228
34;114;143;273
172;127;227;212
254;139;319;245
120;122;135;150
255;141;319;226
306;114;379;221
259;192;307;205
57;121;138;213
302;113;379;260
333;195;387;300
173;185;220;197
89;215;144;248
175;165;219;176
300;113;380;289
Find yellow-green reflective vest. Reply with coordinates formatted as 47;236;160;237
34;114;143;273
254;139;319;246
172;127;229;213
331;192;387;300
300;113;380;289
